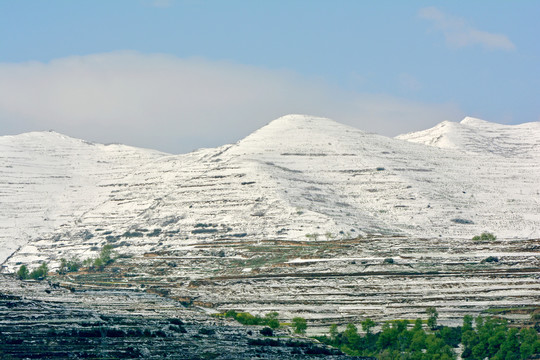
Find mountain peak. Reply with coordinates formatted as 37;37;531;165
460;116;490;126
397;116;539;157
231;114;363;157
262;114;338;130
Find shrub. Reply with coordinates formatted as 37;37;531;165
482;256;499;263
105;235;119;242
16;265;29;280
472;232;497;241
147;228;161;237
194;223;214;228
383;258;394;265
452;218;474;224
122;231;144;238
191;228;218;234
260;327;274;336
235;312;260;325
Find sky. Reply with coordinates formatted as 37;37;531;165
0;0;538;153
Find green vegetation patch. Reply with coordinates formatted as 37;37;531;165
17;263;49;280
315;309;539;360
215;310;281;329
472;232;497;241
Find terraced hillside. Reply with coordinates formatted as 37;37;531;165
1;115;539;333
50;234;538;335
0;275;349;359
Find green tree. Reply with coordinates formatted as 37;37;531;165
329;324;339;341
519;328;540;360
99;244;114;265
16;265;29;280
29;262;48;280
92;257;104;271
413;318;423;332
88;244;116;271
426;307;438;330
264;312;280;329
344;323;360;346
292;317;307;334
59;257;82;274
441;325;462;348
361;318;376;335
410;330;426;351
377;322;398;350
235;312;259;325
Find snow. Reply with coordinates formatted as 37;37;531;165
1;115;539;269
396;116;540;158
0;131;166;263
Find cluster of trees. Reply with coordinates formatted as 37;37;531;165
461;315;539;359
16;262;49;280
220;310;308;334
84;244;115;271
316;318;455;359
315;309;539;360
223;310;281;329
58;257;82;274
58;244;115;273
16;244;116;280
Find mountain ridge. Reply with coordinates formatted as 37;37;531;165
396;116;540;157
1;115;539;269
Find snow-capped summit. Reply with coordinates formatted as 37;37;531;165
459;116;492;126
396;117;540;157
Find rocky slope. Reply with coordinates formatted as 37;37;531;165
0;275;348;359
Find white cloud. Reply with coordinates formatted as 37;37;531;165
419;7;515;51
0;52;463;153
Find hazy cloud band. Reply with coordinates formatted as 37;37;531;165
0;52;463;153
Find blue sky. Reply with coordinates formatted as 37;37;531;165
0;0;538;153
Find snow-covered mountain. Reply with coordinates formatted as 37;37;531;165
396;116;540;157
1;115;539;268
0;132;165;264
